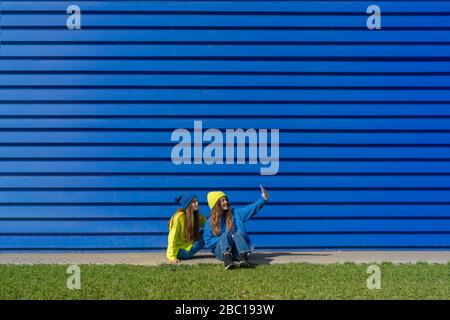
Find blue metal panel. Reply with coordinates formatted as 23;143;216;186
0;1;450;251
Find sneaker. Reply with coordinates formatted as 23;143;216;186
223;253;235;270
237;253;251;268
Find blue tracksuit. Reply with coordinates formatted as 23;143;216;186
203;197;266;259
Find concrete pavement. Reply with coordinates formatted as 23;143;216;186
1;251;450;265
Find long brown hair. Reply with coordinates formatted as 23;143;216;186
169;202;200;243
184;202;200;243
210;199;234;236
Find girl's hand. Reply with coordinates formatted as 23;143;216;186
169;259;180;264
260;185;269;201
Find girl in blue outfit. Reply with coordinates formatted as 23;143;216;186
203;186;269;269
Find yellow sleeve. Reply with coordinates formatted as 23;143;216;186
166;214;182;260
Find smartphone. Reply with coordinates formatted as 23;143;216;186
259;185;267;194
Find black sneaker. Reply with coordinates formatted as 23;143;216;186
223;252;235;270
237;253;251;268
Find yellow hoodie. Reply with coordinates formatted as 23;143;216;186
166;210;207;260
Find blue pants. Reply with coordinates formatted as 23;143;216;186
177;234;205;260
213;230;251;261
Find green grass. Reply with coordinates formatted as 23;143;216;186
0;263;449;299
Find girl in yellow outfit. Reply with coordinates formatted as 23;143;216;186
166;193;207;264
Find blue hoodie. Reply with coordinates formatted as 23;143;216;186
203;197;266;250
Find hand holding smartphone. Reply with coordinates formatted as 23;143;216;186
260;185;269;201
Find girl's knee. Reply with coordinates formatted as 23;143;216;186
177;250;193;260
233;230;248;238
219;230;233;240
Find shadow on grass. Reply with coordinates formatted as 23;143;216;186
171;251;333;269
249;252;332;265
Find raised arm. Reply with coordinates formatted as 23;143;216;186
235;197;266;223
235;186;269;222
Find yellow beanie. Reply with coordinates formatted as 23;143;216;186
207;191;227;209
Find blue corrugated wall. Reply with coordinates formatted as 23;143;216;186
0;0;450;251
